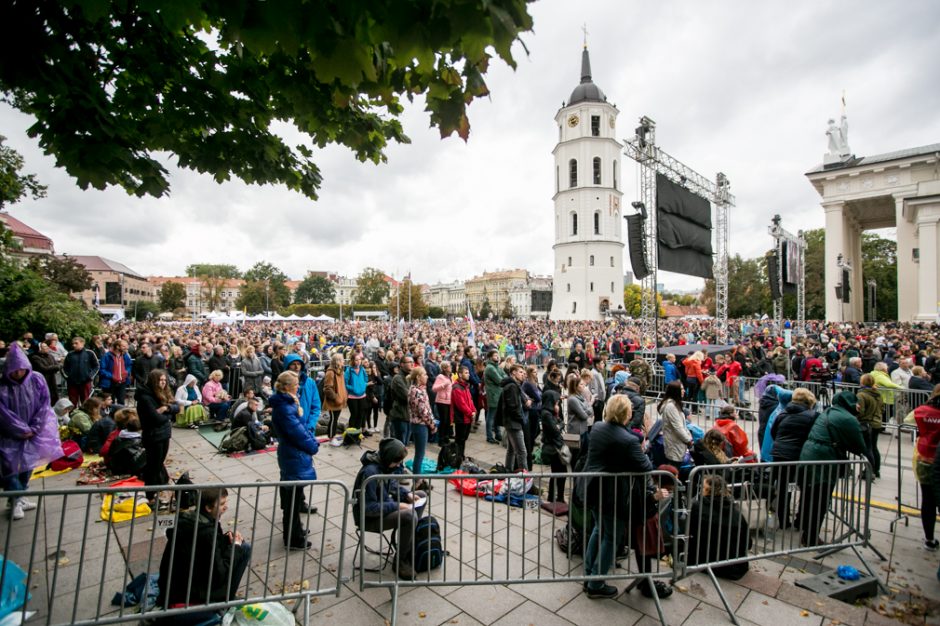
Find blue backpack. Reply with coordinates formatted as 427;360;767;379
646;419;668;468
411;516;444;573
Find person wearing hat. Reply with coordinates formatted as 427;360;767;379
352;438;427;579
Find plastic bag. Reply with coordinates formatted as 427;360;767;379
500;472;533;497
222;601;295;626
0;556;29;620
101;493;152;523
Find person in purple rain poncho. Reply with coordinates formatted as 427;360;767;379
0;343;63;520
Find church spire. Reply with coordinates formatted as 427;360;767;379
580;47;592;84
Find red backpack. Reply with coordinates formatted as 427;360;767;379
49;440;84;472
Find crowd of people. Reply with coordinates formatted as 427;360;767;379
0;315;938;608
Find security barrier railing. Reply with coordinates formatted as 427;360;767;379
677;459;880;625
0;479;349;626
357;469;680;625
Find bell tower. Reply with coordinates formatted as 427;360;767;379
550;43;625;320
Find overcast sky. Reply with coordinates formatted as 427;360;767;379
3;0;940;290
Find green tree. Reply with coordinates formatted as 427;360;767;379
26;255;92;294
185;264;241;279
623;284;664;317
1;1;533;200
0;136;46;210
500;299;514;319
387;279;427;320
131;300;160;321
478;296;493;320
354;268;390;305
801;229;825;320
294;274;336;304
237;261;290;313
158;282;187;311
861;233;897;321
427;306;445;319
702;254;771;318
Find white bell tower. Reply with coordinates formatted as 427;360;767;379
550;44;625;321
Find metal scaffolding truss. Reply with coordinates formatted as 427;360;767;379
768;215;807;336
624;116;734;354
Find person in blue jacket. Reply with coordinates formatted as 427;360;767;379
663;354;680;385
759;386;793;462
344;352;369;430
283;354;321;432
270;371;320;550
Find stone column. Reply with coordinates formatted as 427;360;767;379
915;208;940;321
851;223;865;321
895;195;918;321
823;201;846;322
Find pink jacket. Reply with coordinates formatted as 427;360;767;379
432;374;453;404
202;380;225;404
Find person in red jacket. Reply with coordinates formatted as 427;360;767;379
450;366;476;462
683;352;705;403
714;406;756;461
717;358;743;406
911;385;940;551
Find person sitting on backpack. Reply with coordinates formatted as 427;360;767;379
155;487;251;624
353;438;427;579
686;474;751;580
107;414;147;477
232;397;271;450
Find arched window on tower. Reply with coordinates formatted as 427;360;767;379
569;159;577;188
613;160;618;190
555;166;559;193
593;157;601;185
590;282;594;292
610;256;614;267
589;255;594;266
571;213;578;236
566;284;570;293
594;211;601;235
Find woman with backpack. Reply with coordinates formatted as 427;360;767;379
770;387;818;534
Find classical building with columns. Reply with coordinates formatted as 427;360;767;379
806;133;940;323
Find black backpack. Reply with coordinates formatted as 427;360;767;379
219;427;250;454
437;441;461;471
411;515;444;573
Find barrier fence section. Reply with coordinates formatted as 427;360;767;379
0;479;349;626
678;459;879;625
357;470;677;626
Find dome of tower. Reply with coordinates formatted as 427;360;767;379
568;47;606;105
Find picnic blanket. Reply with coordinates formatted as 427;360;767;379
197;423;228;449
404;458;456;475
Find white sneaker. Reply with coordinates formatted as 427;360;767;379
10;501;24;521
17;497;36;511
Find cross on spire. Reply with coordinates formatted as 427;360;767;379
582;23;589;49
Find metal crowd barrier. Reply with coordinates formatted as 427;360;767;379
0;479;349;625
358;470;680;625
678;459;881;625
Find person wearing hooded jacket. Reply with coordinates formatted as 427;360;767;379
174;374;207;427
186;345;208;386
352;438;427;579
539;390;567;503
905;385;940;552
759;385;793;462
283;353;321;434
500;364;529;471
0;344;62;521
271;371;320;550
770;388;818;529
800;390;868;547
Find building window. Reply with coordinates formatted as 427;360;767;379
594;211;600;235
568;256;572;266
591;115;600;137
613;160;618;190
611;282;615;292
593;157;601;185
589;255;594;266
569;159;577;188
571;213;578;236
555;166;559;193
610;256;614;267
590;282;594;292
572;302;577;314
566;283;571;293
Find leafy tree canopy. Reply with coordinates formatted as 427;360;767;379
354;267;389;305
0;1;534;200
623;283;664;318
0;135;46;209
237;260;291;312
26;254;92;295
388;280;427;319
158;281;187;311
294;274;335;304
185;263;241;279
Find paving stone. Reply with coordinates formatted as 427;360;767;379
309;594;384;624
736;592;825;626
557;587;644;625
445;584;527;624
618;581;701;624
681;601;764;626
736;569;784;597
675;572;750;612
373;586;462;625
775;582;870;624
